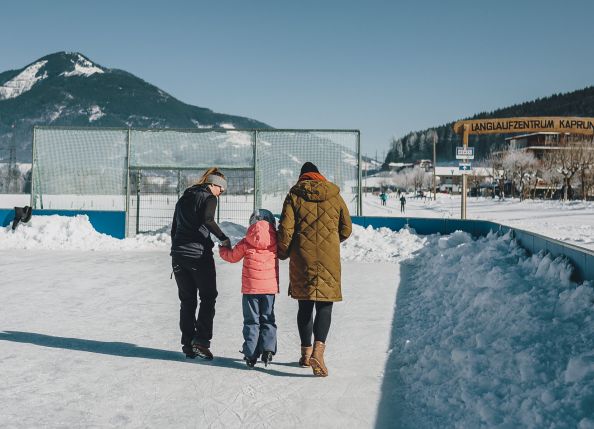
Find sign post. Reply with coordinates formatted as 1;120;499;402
461;125;468;219
432;130;437;201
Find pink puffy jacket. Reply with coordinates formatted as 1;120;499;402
219;220;279;295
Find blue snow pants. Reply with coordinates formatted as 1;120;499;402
242;294;277;360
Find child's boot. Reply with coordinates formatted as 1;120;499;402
244;356;257;368
261;351;273;367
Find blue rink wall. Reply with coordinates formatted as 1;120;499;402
351;216;594;284
1;209;126;239
1;209;592;283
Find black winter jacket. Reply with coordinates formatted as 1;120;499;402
170;185;228;260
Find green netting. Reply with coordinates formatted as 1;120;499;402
130;129;254;169
255;130;360;214
32;127;360;233
32;128;128;210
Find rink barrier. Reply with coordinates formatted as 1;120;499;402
351;216;594;284
0;209;126;239
2;209;591;283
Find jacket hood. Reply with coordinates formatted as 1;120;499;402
245;220;277;249
290;180;340;202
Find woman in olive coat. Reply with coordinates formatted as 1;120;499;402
277;162;352;377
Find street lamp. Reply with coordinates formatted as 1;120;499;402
432;129;437;200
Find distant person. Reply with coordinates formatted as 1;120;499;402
170;167;230;360
400;194;406;213
219;209;279;368
379;191;388;206
278;162;352;377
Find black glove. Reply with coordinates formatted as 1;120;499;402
220;238;231;248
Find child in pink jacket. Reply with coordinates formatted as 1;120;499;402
219;209;279;368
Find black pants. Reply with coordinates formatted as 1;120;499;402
172;255;217;348
297;300;333;346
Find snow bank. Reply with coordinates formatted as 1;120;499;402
1;216;426;263
0;215;169;250
341;224;426;262
390;230;594;428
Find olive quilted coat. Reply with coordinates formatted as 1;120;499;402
277;179;352;302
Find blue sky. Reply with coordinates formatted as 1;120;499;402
2;0;594;159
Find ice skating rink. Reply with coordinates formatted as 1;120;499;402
0;250;398;428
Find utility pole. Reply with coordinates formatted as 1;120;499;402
7;122;17;193
432;129;437;201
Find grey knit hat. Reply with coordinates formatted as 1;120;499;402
205;174;227;192
249;208;276;227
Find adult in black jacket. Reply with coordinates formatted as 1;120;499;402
171;167;230;360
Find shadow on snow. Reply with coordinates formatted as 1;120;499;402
374;256;431;429
0;331;310;378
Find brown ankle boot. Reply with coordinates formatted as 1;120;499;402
310;341;328;377
299;346;313;367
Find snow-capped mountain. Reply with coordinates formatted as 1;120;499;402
0;52;271;161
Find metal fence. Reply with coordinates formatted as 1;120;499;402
32;127;361;235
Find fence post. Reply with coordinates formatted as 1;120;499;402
136;170;141;235
124;129;131;237
30;126;37;208
357;131;362;216
254;130;260;211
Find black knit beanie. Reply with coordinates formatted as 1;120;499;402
300;162;319;176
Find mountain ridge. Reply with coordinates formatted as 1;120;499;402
386;85;594;165
0;52;271;161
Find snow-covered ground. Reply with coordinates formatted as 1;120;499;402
1;216;593;427
363;193;594;251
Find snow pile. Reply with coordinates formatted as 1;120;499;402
0;215;169;250
0;216;426;263
389;230;594;428
341;224;426;262
0;60;48;100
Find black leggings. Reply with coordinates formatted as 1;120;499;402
172;255;217;348
297;300;333;346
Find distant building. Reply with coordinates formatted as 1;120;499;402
504;132;566;159
388;162;414;172
414;159;433;170
434;166;494;194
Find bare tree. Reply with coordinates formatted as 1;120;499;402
583;162;594;200
576;136;594;200
546;135;587;201
539;163;563;199
422;170;434;191
391;171;407;192
410;167;426;192
487;152;505;198
501;149;539;200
